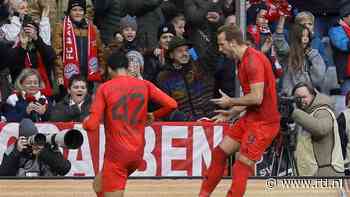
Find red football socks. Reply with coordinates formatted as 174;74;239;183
199;146;228;196
226;160;253;197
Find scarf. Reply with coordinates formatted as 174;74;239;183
25;52;53;96
340;20;350;77
63;16;101;87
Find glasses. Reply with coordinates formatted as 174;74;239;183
22;81;39;87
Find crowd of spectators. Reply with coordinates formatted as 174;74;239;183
0;0;344;120
0;0;349;177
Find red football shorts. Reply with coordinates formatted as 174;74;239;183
101;158;141;192
228;118;280;161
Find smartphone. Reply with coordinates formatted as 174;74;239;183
22;15;33;27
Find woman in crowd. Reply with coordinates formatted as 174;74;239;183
274;23;326;94
10;18;56;98
1;0;51;46
4;68;50;122
49;74;90;122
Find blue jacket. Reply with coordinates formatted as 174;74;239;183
311;34;334;68
329;25;350;83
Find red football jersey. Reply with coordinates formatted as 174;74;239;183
238;47;280;123
83;75;177;162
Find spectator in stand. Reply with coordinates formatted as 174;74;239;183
10;15;56;98
288;0;339;38
246;3;284;79
49;75;90;122
102;15;141;81
171;13;186;38
329;0;350;95
225;14;236;27
336;91;350;175
0;0;29;42
295;11;334;68
156;36;215;121
247;3;271;50
53;0;105;93
4;68;51;122
126;50;144;80
184;0;223;73
1;0;51;46
94;0;163;48
274;23;326;95
143;23;175;83
116;15;139;52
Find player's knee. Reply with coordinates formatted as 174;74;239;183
93;173;102;193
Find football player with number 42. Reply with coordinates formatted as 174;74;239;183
83;52;177;197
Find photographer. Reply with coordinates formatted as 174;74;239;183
290;82;344;176
0;119;71;176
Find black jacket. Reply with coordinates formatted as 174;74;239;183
49;95;91;122
11;37;56;85
0;144;71;176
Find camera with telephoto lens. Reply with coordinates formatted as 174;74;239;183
25;129;84;150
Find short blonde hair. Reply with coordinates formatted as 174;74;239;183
295;11;315;25
15;68;44;92
171;14;185;25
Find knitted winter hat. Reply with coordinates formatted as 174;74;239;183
67;0;86;13
126;50;144;78
120;15;138;31
157;23;176;39
19;118;38;137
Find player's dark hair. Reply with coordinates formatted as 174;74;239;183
107;52;129;70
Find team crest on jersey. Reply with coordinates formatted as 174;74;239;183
64;64;79;79
88;57;99;72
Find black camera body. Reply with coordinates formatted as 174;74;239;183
27;133;46;146
278;95;302;151
279;95;302;120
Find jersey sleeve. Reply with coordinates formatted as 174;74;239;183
245;53;265;84
83;85;106;131
146;81;177;119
